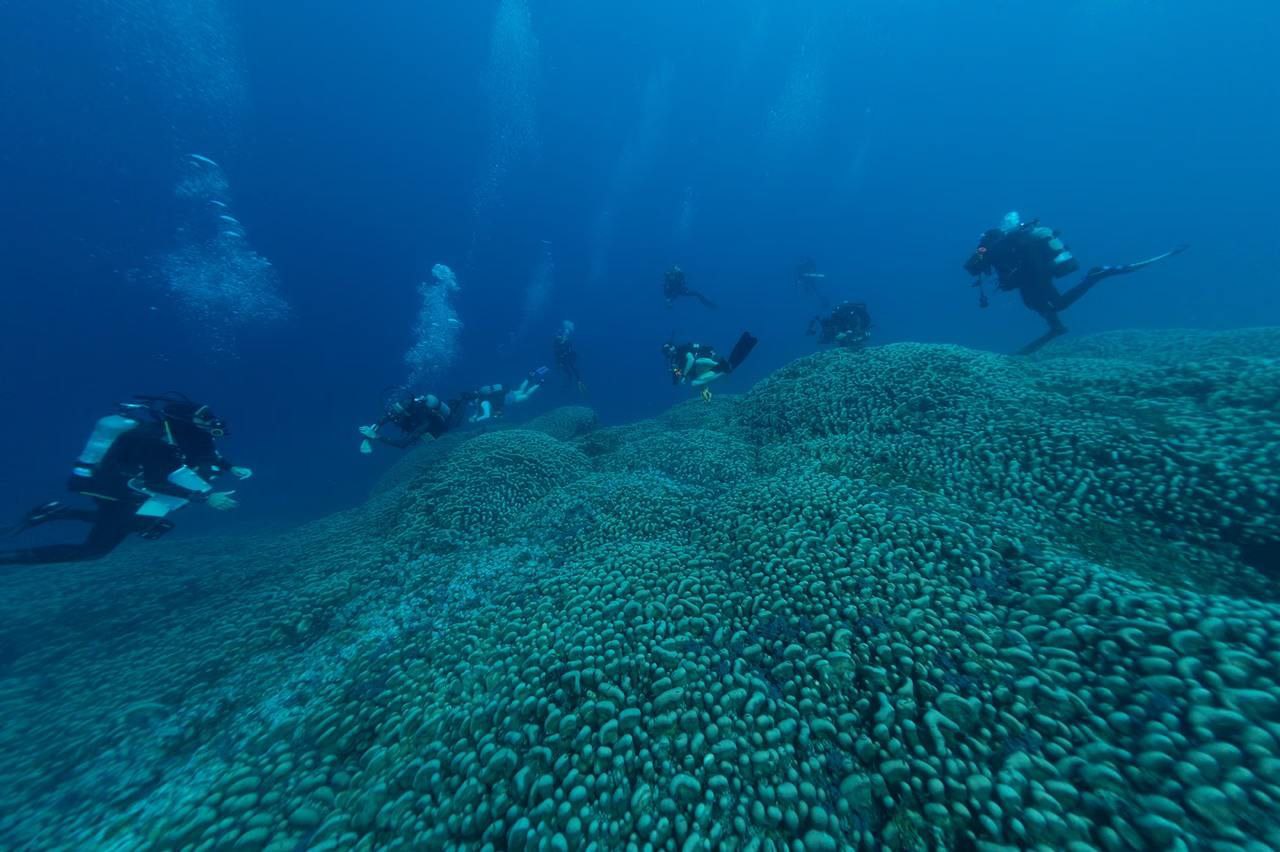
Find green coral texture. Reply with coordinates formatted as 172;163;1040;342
2;329;1279;851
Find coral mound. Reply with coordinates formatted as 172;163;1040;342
2;329;1279;851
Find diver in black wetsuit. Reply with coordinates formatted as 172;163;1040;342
664;266;717;309
552;320;587;394
662;332;758;401
359;391;456;453
0;394;249;566
964;211;1188;355
808;301;872;348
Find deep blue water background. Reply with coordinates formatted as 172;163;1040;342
1;1;1277;537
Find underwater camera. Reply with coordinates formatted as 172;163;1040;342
964;249;989;277
963;228;1004;277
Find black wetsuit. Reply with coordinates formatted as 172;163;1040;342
812;302;871;346
375;398;452;448
664;268;716;309
0;420;228;566
986;227;1079;317
981;224;1168;354
552;334;582;385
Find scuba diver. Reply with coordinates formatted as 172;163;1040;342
965;211;1188;355
461;367;548;424
808;301;872;348
663;266;717;309
662;332;759;401
461;384;509;423
358;390;458;453
796;258;827;299
552;320;587;394
0;394;250;566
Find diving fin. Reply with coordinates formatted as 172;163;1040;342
728;332;758;371
7;501;66;536
1100;241;1187;278
1126;243;1189;272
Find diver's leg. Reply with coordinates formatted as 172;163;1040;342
691;357;722;378
82;507;138;556
0;506;133;566
1017;311;1068;356
3;501;96;537
1054;266;1130;311
689;367;722;401
55;508;99;523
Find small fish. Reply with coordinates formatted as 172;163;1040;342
218;215;241;225
189;153;219;167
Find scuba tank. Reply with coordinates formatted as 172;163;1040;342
72;414;140;479
1027;223;1079;278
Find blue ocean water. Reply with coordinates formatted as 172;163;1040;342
2;2;1280;848
2;1;1275;530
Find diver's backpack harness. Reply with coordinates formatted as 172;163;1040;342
70;396;217;519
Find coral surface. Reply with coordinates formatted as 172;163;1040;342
2;329;1278;850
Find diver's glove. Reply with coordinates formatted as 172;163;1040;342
360;439;373;455
358;425;378;439
230;466;253;480
207;491;239;511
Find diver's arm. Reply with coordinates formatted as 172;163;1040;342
359;414;394;438
211;451;253;480
131;438;213;499
144;463;216;501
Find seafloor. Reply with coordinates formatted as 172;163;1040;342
2;329;1278;851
